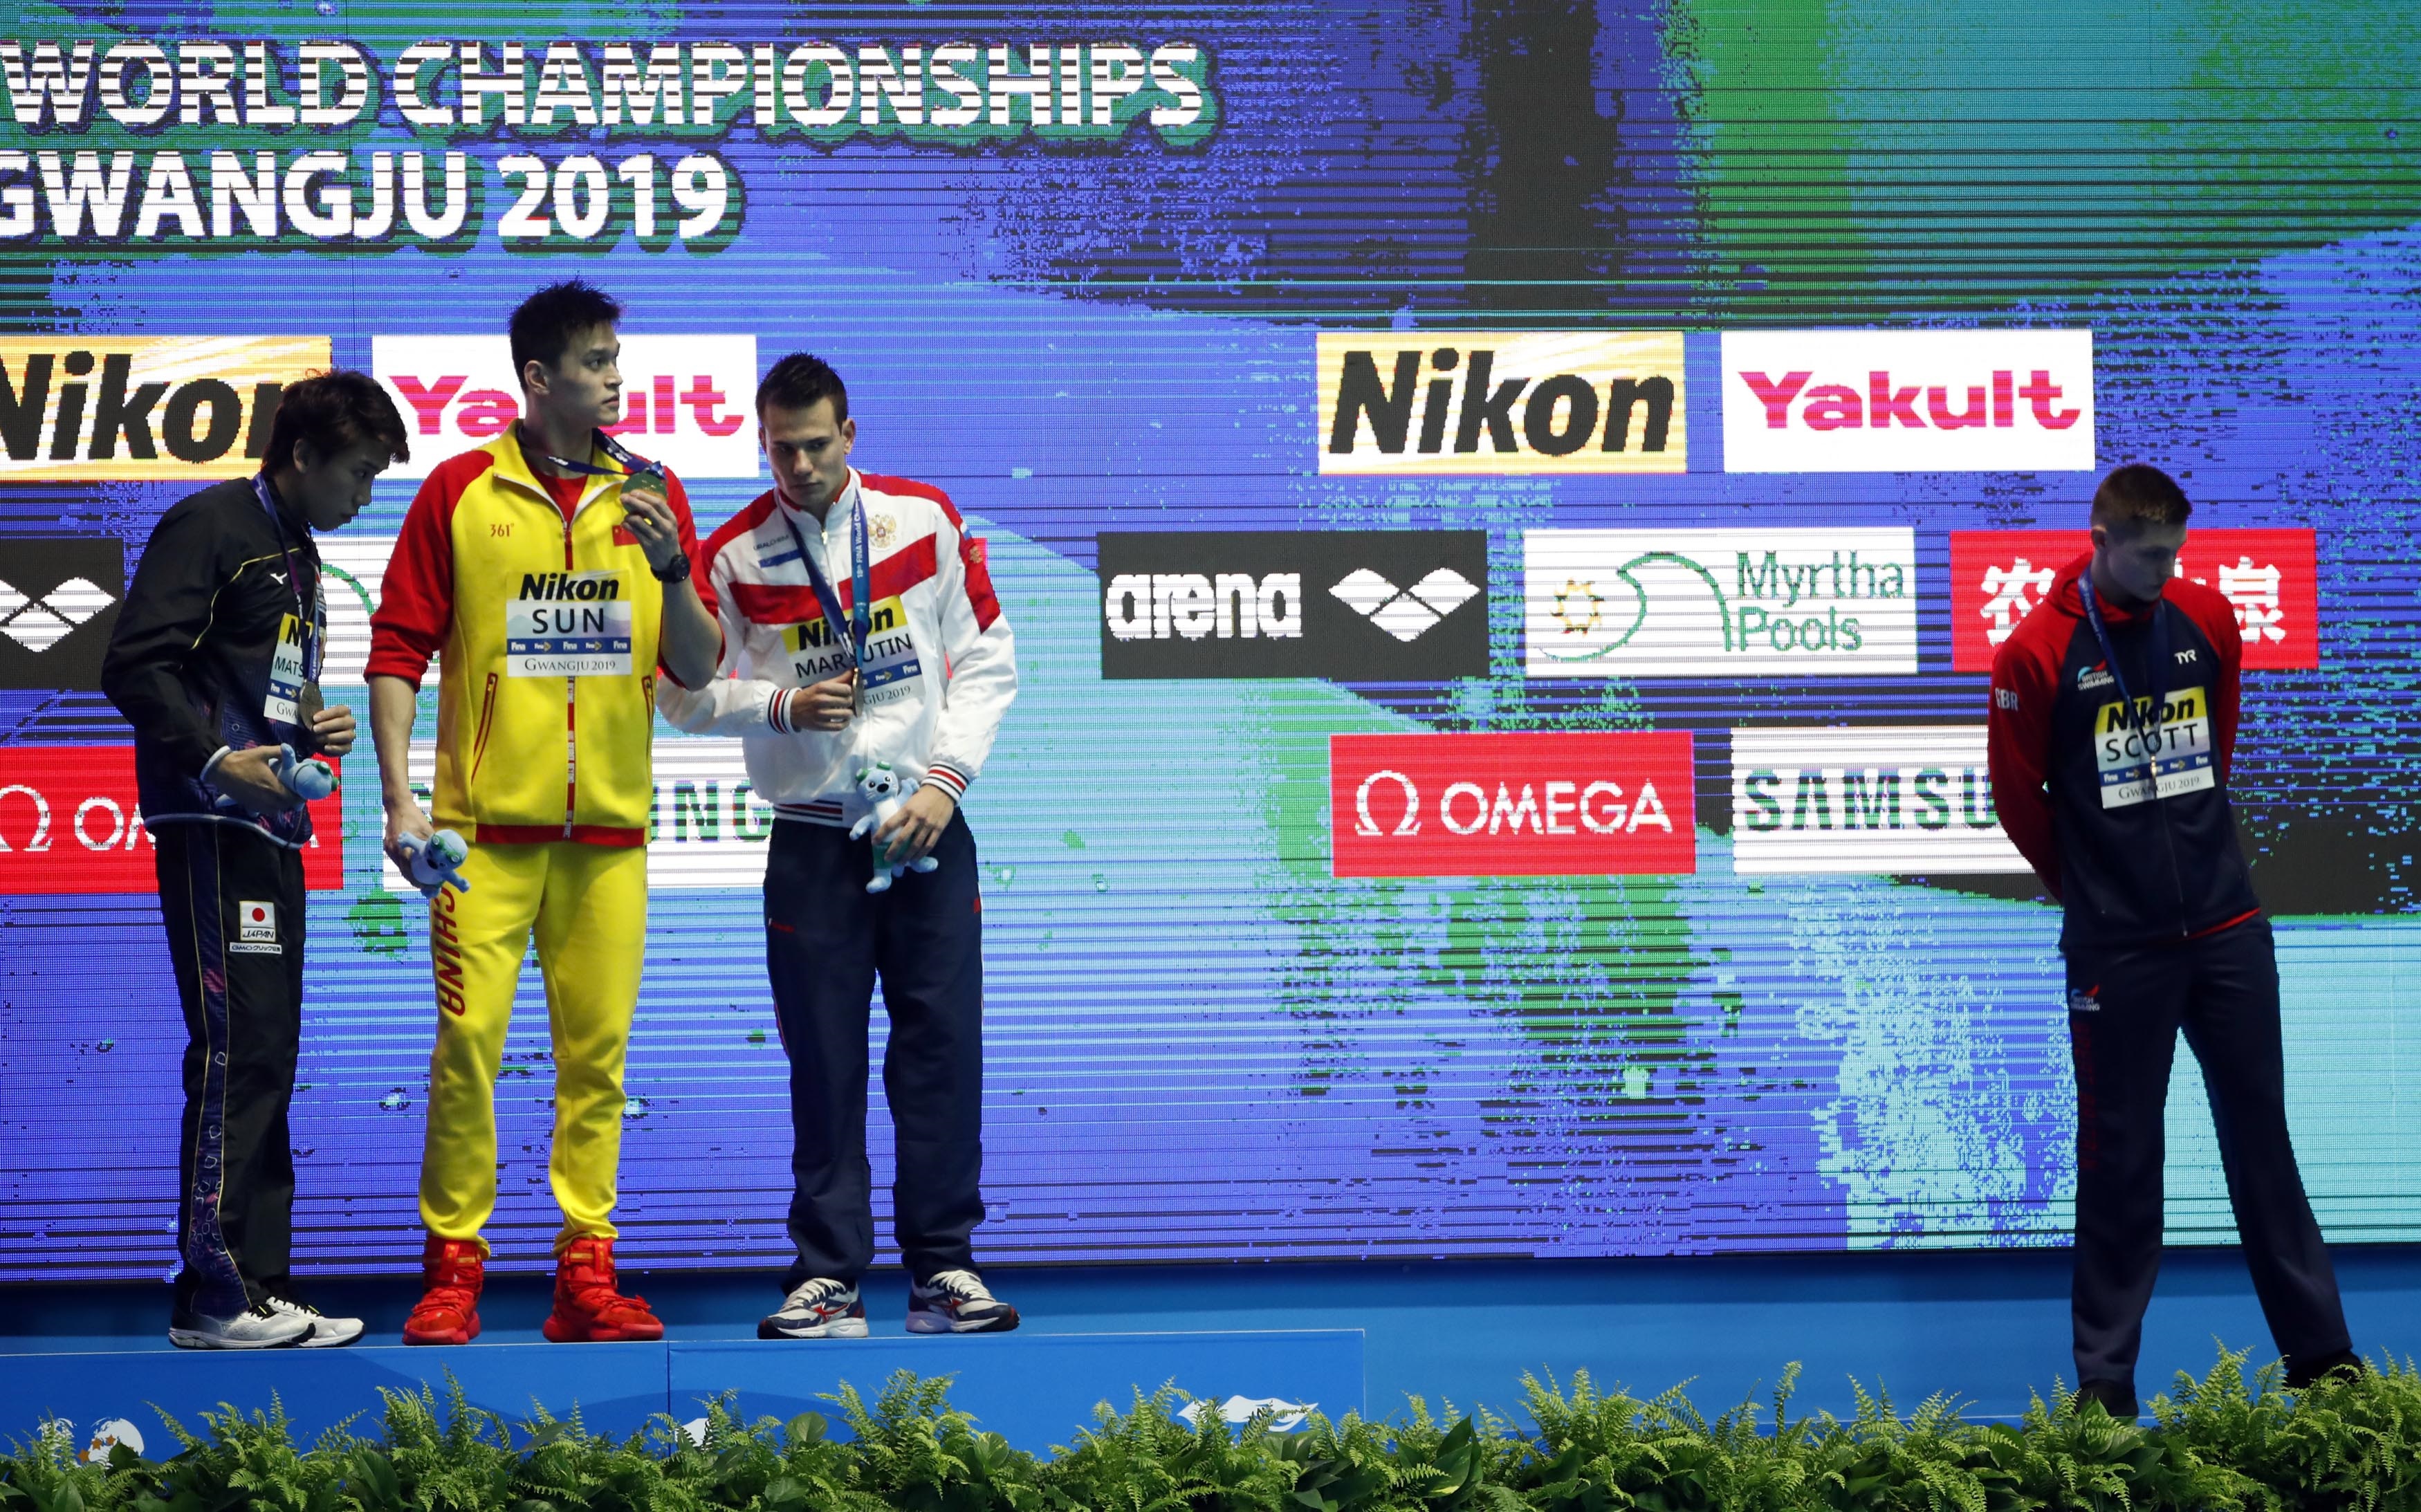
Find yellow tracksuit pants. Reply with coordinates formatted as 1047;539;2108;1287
418;840;647;1253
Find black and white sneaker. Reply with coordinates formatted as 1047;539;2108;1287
265;1291;364;1348
167;1300;312;1350
759;1278;869;1339
906;1269;1019;1334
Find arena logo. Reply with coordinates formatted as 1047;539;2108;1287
0;746;342;895
1098;531;1488;680
1328;731;1696;878
1720;329;2095;472
0;337;330;481
1946;528;2318;672
0;536;122;692
1524;528;1917;677
371;333;760;479
1316;331;1686;475
1729;726;2028;875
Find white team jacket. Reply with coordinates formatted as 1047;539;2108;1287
657;470;1015;828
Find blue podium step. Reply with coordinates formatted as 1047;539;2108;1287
0;1329;1365;1457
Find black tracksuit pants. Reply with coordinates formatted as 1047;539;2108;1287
766;813;986;1289
2065;918;2350;1390
153;820;304;1318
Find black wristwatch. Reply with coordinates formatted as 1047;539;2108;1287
651;551;692;584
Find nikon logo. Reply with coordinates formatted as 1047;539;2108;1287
1316;331;1685;475
517;571;623;600
791;602;899;647
0;338;330;481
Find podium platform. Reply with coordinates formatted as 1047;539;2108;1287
0;1327;1366;1456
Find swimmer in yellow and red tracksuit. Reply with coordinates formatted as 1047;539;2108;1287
365;280;721;1345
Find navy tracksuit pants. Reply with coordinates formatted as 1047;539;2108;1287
2065;918;2349;1390
766;813;987;1289
154;821;304;1318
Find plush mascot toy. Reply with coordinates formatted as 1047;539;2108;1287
850;762;941;894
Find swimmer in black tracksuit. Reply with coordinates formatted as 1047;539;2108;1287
100;371;407;1350
1986;462;2361;1418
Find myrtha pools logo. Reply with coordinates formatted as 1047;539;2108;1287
1523;528;1917;677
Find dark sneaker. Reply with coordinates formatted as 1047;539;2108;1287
2074;1379;2139;1419
760;1278;869;1339
167;1300;311;1349
264;1291;364;1348
906;1269;1018;1334
2287;1349;2365;1390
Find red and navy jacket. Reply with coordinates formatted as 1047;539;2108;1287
1986;553;2261;949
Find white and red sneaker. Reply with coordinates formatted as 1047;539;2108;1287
759;1277;869;1339
906;1269;1018;1334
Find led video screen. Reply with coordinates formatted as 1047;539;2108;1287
3;2;2417;1280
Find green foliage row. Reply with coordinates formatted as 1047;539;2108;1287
3;1346;2417;1512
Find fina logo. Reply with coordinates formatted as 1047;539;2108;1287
0;575;115;652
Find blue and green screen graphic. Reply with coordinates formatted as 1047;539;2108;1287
2;2;2417;1281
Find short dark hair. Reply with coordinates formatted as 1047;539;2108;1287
757;352;849;425
261;369;409;470
2092;463;2193;531
509;279;623;384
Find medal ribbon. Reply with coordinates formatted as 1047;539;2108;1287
2078;571;2173;790
251;473;323;683
532;427;668;491
780;481;873;674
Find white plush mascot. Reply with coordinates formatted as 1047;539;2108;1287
850;762;941;894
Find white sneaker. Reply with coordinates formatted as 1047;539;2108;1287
759;1278;869;1339
907;1269;1019;1334
264;1293;365;1348
167;1301;311;1349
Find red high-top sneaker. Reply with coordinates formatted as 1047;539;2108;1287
402;1237;484;1346
541;1235;664;1343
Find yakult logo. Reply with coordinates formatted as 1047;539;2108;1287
1329;732;1696;878
1318;331;1686;474
371;333;760;479
0;746;341;895
1947;528;2317;672
1721;330;2095;472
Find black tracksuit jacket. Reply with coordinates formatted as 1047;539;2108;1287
100;476;325;847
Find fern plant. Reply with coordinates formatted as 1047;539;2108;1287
4;1347;2419;1512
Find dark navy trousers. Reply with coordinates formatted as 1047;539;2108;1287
2065;918;2349;1390
154;820;304;1317
765;813;986;1289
